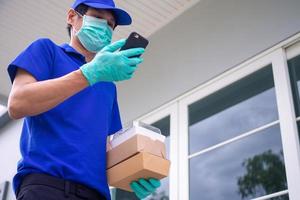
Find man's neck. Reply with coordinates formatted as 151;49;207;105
69;36;95;63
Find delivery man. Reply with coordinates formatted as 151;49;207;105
7;0;161;199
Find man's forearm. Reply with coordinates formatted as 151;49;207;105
8;69;89;119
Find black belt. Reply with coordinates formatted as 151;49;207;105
19;173;106;200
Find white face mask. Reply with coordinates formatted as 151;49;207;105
74;15;113;53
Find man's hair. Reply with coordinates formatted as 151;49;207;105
67;4;89;37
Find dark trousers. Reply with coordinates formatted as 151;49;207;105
16;173;107;200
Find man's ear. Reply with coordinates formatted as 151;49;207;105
67;9;77;26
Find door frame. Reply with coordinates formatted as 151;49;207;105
137;103;179;200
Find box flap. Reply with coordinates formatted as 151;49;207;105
107;152;170;191
107;134;167;169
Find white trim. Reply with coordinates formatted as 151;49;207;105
189;120;279;159
286;40;300;60
0;104;7;117
178;99;189;200
272;48;300;200
282;33;300;49
251;190;289;200
137;103;179;200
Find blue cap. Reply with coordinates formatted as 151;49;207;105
71;0;132;25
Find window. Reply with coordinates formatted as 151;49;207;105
189;66;278;153
188;66;288;199
0;95;9;129
288;53;300;139
0;181;9;200
0;104;7;117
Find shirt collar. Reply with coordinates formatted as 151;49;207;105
60;43;85;61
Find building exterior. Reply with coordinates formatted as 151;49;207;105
1;0;300;200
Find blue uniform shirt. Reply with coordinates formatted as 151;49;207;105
7;38;122;200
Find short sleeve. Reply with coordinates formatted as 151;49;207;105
7;38;54;83
108;88;122;136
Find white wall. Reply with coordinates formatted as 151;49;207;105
0;120;22;200
117;0;300;124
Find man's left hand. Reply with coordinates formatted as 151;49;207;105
130;178;161;199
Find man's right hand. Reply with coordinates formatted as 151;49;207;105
80;39;145;85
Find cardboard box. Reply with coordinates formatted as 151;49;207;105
110;122;165;148
107;152;170;191
106;134;166;169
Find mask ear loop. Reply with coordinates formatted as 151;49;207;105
72;10;84;35
75;10;83;18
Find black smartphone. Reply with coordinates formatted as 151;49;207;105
120;32;149;57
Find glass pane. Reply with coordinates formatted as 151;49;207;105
114;189;137;200
270;194;289;200
114;116;171;200
189;124;287;200
189;66;279;154
288;54;300;117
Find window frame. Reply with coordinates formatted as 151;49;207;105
287;40;300;124
178;51;280;200
137;103;179;200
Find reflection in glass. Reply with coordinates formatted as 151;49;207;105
288;54;300;148
288;54;300;117
114;189;138;200
189;125;287;200
189;66;278;154
238;150;287;200
270;194;289;200
114;116;171;200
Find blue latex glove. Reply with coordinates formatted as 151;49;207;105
130;178;161;199
80;39;145;85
